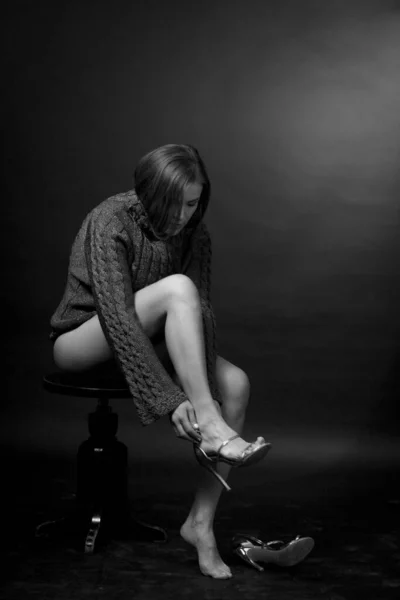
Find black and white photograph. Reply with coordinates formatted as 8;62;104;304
2;1;400;598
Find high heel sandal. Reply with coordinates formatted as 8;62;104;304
193;434;272;492
231;534;315;571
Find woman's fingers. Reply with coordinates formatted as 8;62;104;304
180;410;202;442
174;422;189;440
170;401;201;442
188;406;200;435
182;421;202;442
172;417;198;442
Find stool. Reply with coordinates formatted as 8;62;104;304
35;371;167;553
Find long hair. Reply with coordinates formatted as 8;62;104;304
134;144;211;239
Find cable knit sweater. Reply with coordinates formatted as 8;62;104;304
50;189;220;425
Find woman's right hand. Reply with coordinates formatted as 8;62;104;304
169;400;202;443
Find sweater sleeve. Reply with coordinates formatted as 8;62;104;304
182;222;221;404
85;212;188;425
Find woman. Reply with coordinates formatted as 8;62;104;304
50;143;271;579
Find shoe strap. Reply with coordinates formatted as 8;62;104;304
217;434;240;458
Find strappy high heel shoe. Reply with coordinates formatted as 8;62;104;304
194;434;271;492
231;534;315;571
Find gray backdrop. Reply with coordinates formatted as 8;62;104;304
3;0;400;453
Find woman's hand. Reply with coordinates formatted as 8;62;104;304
170;400;202;443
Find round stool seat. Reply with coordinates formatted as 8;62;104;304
43;371;131;399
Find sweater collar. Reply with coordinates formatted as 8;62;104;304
128;188;200;241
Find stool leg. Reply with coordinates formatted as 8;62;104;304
77;398;129;553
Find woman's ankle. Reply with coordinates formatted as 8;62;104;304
196;405;222;426
184;513;214;530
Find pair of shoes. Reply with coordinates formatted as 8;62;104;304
194;434;271;492
232;534;315;571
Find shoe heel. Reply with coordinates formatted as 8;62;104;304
194;445;232;492
204;464;232;492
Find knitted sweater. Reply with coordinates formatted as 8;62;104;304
50;189;220;425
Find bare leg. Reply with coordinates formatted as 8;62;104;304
162;277;263;458
181;357;250;578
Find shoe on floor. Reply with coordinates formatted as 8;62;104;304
232;534;314;571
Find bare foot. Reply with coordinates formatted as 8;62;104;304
180;518;232;579
196;412;265;461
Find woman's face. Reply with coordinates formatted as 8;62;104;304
172;181;203;235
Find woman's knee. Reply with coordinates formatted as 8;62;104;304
232;368;251;410
164;274;200;309
217;356;251;412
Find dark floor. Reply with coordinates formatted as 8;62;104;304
1;332;400;598
1;440;399;600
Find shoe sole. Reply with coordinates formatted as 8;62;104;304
241;442;272;467
247;537;315;567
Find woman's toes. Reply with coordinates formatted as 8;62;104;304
214;568;232;579
200;560;232;579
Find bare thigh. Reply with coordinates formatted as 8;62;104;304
53;274;191;373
